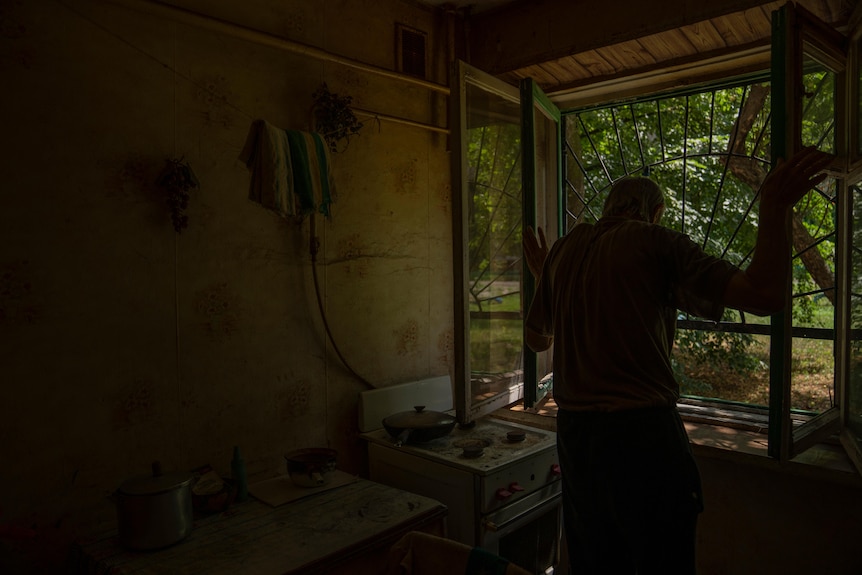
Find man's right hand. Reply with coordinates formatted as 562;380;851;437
523;226;549;279
759;146;833;210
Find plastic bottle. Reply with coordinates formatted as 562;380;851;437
231;445;248;502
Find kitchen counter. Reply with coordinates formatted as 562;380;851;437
68;477;447;575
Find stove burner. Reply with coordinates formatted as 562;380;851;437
454;438;490;458
506;430;526;442
364;417;555;474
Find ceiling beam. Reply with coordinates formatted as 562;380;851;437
468;0;782;74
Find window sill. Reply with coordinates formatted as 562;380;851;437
496;398;862;489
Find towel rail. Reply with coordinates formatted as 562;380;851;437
354;109;449;135
104;0;451;96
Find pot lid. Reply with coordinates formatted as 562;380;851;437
119;462;192;496
383;405;455;429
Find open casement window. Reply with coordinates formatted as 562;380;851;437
557;3;861;469
772;2;861;466
836;5;862;474
451;62;562;423
521;78;562;408
451;61;523;423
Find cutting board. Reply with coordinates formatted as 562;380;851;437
249;470;359;507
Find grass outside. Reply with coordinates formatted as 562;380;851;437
676;335;835;413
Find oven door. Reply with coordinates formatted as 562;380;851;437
480;483;562;574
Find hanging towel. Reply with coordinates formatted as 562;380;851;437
239;119;335;218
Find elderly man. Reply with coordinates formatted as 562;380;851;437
523;146;832;575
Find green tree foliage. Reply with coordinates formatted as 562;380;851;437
566;79;836;401
466;123;522;311
464;76;838;405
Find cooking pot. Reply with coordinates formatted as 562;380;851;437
382;405;456;445
115;461;193;551
285;448;337;487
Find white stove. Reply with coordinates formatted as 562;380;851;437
359;377;561;574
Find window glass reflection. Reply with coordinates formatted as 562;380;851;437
465;82;523;402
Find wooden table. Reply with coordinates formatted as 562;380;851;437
69;478;447;575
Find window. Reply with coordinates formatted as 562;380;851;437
564;73;838;426
451;62;527;421
451;3;862;470
450;64;561;422
556;3;861;465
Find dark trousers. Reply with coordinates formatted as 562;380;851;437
557;406;702;575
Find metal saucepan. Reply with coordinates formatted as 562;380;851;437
285;448;338;487
382;405;456;446
115;461;193;551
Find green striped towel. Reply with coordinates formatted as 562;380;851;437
240;120;335;218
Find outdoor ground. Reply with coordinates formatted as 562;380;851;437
679;337;834;413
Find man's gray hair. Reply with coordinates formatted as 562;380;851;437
602;177;665;221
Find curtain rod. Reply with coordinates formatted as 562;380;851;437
105;0;451;96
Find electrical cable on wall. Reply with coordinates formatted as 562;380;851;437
240;119;376;390
307;213;376;389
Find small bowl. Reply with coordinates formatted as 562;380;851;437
285;448;337;487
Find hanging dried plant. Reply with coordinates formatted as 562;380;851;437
312;82;363;153
156;157;199;233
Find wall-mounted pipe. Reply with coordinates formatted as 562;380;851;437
354;109;449;135
103;0;451;134
105;0;451;96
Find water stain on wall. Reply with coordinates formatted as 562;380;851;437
278;8;307;36
0;0;34;69
334;67;369;91
276;375;310;420
437;181;450;215
436;328;453;369
394;318;419;356
0;1;26;39
0;260;41;325
195;282;240;339
232;244;295;270
112;380;155;430
103;155;184;231
395;158;418;196
180;387;200;411
336;233;369;277
193;74;235;130
104;156;149;202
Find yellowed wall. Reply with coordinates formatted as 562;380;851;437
3;1;861;573
0;0;451;569
697;455;862;575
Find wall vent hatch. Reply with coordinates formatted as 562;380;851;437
396;24;427;79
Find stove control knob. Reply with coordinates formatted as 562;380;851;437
495;487;513;500
508;482;524;492
551;463;562;476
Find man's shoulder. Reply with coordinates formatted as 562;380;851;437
554;222;595;250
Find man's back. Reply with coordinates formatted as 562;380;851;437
530;217;737;412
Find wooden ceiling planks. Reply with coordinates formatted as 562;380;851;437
528;60;570;86
678;20;728;53
490;0;856;96
636;28;698;61
710;5;774;46
595;39;657;72
569;49;619;78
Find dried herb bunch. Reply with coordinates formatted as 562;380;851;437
156;157;199;233
312;82;363;153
